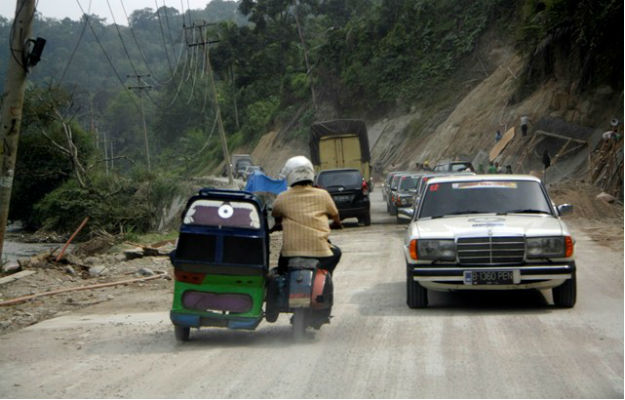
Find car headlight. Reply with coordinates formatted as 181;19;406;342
412;239;456;261
526;236;571;258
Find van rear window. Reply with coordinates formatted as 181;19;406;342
184;200;261;229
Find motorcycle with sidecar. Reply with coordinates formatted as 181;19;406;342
169;188;333;341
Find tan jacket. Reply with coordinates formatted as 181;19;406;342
272;185;339;257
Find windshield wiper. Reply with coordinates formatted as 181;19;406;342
444;210;485;215
499;209;551;215
426;211;483;219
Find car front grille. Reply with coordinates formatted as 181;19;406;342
457;236;525;265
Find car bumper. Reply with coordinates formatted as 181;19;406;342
336;199;370;219
407;263;575;291
397;207;413;219
170;311;262;330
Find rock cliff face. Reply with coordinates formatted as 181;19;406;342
247;39;623;196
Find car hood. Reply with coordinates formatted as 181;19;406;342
408;214;569;239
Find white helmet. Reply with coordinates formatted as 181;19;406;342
281;156;315;186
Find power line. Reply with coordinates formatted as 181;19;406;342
120;0;188;88
166;45;192;106
74;0;127;91
119;0;157;78
154;0;174;76
106;0;141;77
161;1;176;49
179;0;187;27
58;0;91;84
127;74;153;171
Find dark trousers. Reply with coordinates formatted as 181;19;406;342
278;244;342;275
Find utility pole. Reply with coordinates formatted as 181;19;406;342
186;22;234;185
127;74;152;171
0;0;42;263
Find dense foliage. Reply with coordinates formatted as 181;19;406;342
515;0;623;96
2;0;622;235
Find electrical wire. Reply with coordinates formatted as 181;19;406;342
149;28;186;91
74;0;139;109
161;1;175;49
179;0;187;27
58;0;91;83
106;0;141;77
119;0;159;81
200;59;210;113
184;25;197;83
155;0;174;77
166;46;192;107
186;41;202;104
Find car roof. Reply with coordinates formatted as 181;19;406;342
435;160;472;165
389;170;412;176
398;172;422;178
426;174;542;184
318;168;361;173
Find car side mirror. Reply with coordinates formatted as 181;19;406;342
557;204;573;215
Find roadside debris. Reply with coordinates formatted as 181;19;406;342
0;270;36;286
0;271;168;307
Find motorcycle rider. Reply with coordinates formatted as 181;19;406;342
271;155;342;274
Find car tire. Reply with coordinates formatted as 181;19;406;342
174;326;190;342
552;274;576;308
362;212;371;226
406;268;427;308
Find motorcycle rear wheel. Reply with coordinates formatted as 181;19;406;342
292;310;307;340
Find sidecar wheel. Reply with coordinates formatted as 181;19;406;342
175;326;190;342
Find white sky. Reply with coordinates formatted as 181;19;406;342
0;1;216;25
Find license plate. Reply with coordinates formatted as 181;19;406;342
463;270;514;285
333;195;352;203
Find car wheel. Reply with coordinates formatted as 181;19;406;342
406;268;427;308
363;212;371;226
552;274;576;308
174;326;190;342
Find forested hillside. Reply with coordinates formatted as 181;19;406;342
2;0;622;236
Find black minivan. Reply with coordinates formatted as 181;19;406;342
315;168;371;226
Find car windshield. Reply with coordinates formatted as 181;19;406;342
317;171;362;187
399;175;419;190
391;175;404;190
418;180;553;218
450;163;471;172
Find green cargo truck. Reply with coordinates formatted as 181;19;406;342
310;119;372;188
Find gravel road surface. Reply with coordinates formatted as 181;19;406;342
0;191;622;398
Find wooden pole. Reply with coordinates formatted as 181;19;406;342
0;0;38;263
55;216;89;262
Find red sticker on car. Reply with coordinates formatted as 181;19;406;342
429;184;439;192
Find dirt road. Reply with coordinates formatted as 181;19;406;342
0;192;622;398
